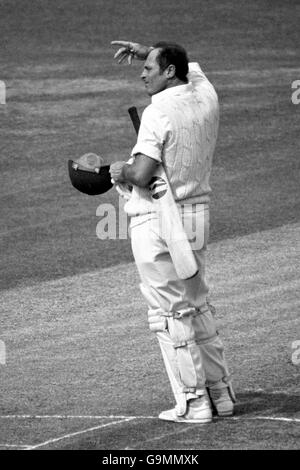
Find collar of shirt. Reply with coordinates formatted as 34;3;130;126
151;82;193;104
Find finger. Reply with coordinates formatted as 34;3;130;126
111;40;130;47
114;47;127;59
128;54;133;65
118;53;129;64
115;51;129;63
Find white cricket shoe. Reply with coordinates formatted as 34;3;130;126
208;387;234;417
158;395;212;424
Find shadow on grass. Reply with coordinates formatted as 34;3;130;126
234;391;300;416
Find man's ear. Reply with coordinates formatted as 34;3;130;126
166;64;176;79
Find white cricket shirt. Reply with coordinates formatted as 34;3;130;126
124;62;219;217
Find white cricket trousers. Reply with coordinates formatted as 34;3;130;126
130;204;232;415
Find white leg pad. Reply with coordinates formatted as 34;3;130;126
156;330;205;416
140;283;234;415
140;283;207;416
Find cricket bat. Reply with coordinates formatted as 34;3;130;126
128;106;198;280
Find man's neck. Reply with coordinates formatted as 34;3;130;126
166;77;187;89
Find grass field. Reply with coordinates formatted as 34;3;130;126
0;0;299;451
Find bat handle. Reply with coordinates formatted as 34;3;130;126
128;106;141;135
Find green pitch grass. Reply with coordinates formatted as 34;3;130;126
0;0;299;450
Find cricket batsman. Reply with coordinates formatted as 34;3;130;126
109;40;235;423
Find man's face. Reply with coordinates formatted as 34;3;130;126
141;49;168;96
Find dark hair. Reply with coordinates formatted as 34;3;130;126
152;42;189;83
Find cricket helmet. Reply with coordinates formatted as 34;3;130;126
68;153;113;196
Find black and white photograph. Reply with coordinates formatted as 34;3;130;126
0;0;299;453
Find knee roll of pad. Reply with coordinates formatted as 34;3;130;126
167;307;218;348
148;308;168;333
139;283;171;333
